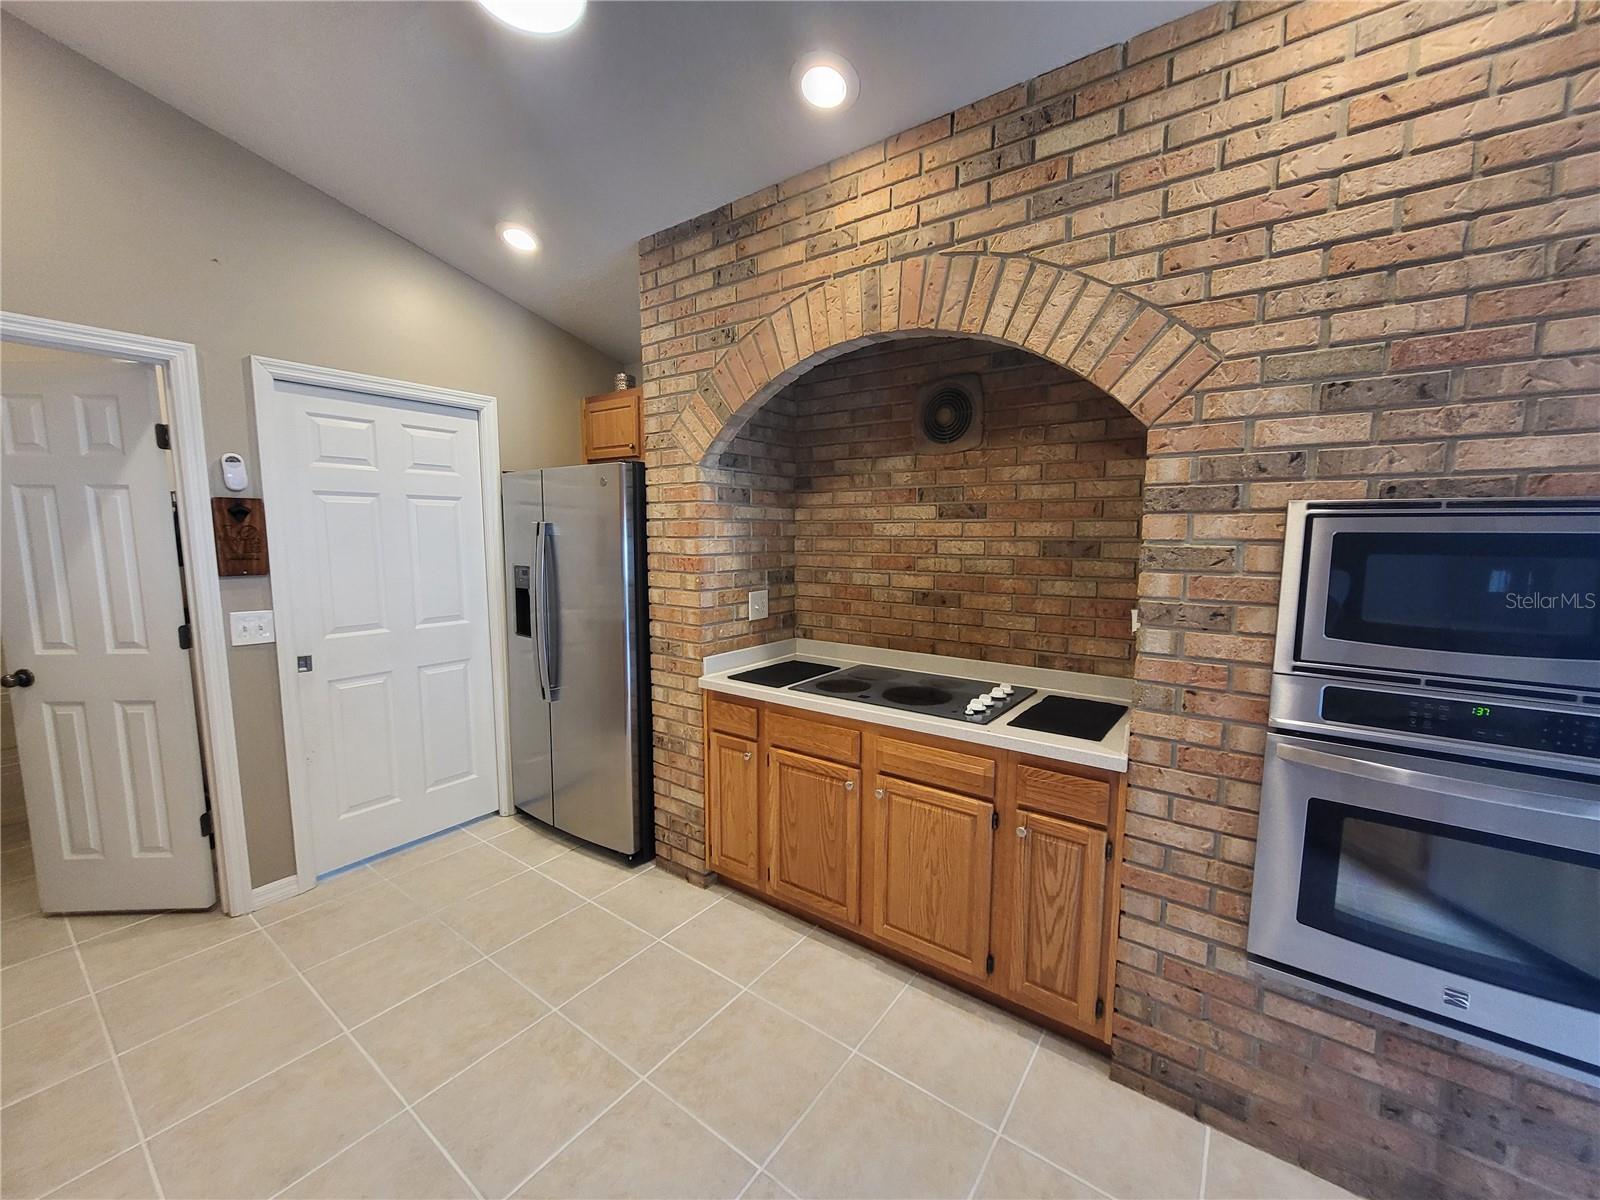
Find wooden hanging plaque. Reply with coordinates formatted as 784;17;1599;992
211;496;270;577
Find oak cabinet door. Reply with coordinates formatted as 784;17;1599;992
1004;810;1106;1033
708;731;760;887
581;389;641;461
867;776;994;980
766;748;861;925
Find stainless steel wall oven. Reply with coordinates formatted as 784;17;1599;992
1249;499;1600;1083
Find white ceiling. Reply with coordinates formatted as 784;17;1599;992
8;1;1204;362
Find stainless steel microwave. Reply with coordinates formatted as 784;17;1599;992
1274;500;1600;693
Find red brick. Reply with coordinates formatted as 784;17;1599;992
1391;325;1538;369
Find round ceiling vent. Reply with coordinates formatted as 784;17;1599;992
914;374;983;453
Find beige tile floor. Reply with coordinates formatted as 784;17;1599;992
0;812;1361;1200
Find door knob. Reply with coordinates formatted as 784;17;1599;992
1016;826;1028;838
874;788;884;800
0;669;34;689
844;780;854;792
742;751;751;762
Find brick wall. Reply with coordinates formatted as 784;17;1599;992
782;336;1145;674
637;3;1600;1197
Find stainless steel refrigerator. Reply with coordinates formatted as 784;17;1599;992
503;462;652;861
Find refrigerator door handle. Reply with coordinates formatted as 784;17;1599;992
535;520;560;701
533;520;550;701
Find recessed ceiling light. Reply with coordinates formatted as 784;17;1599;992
477;0;585;35
498;223;539;253
793;52;857;111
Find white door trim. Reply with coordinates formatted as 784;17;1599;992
0;310;252;915
249;356;510;895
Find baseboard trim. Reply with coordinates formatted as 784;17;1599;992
249;875;302;912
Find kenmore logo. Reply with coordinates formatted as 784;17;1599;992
1442;987;1471;1011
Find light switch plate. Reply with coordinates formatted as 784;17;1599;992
229;609;276;646
748;588;769;621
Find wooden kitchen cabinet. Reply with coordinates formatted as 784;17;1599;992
707;730;761;887
767;747;861;926
1000;809;1107;1032
581;387;642;462
701;692;1124;1046
866;775;994;980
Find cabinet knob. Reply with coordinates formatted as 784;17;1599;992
1017;826;1028;838
844;780;854;792
874;788;884;800
742;751;751;762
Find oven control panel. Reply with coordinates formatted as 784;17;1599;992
1321;687;1600;759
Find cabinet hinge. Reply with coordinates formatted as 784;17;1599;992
1095;997;1105;1019
985;953;995;975
198;810;214;842
991;811;999;830
155;422;172;450
177;623;192;650
1105;839;1114;861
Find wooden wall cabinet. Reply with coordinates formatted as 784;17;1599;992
581;387;642;462
701;693;1125;1044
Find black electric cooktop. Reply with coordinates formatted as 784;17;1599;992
1006;695;1129;741
727;659;840;688
790;665;1035;725
724;657;1126;739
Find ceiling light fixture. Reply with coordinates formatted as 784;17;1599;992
498;223;539;253
476;0;586;36
793;52;857;112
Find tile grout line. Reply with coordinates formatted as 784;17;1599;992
2;922;272;1035
495;895;811;1198
62;916;170;1200
253;924;487;1200
753;976;914;1193
965;1032;1044;1200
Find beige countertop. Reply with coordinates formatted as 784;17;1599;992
699;638;1131;773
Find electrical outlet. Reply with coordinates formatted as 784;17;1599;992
748;588;769;621
229;609;276;646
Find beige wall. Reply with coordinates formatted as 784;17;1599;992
1;14;621;886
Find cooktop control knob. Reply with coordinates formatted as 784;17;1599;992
998;683;1014;696
964;700;984;715
987;686;1007;701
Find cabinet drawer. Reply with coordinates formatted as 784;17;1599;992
877;736;996;799
1013;760;1110;827
707;696;758;739
769;710;861;765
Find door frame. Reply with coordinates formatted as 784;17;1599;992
0;311;253;915
249;356;511;895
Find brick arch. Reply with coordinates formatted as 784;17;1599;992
666;251;1222;464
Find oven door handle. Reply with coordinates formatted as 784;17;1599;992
1275;739;1599;824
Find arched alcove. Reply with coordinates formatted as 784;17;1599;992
642;250;1224;874
715;334;1150;678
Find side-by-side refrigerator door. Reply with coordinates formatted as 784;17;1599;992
503;472;554;824
541;462;641;855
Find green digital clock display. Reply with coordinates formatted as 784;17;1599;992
1469;705;1492;718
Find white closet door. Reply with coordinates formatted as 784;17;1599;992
1;359;216;912
267;381;497;872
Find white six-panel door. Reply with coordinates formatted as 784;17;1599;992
1;359;217;912
264;379;498;873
